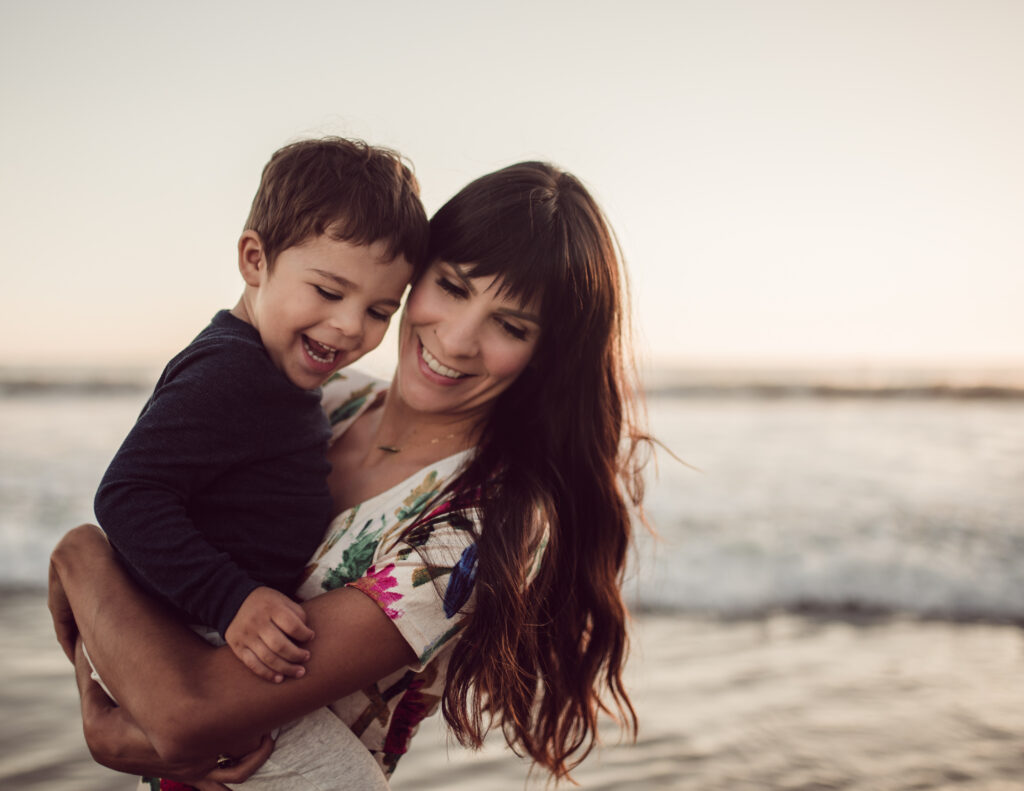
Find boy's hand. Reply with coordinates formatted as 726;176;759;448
224;587;314;683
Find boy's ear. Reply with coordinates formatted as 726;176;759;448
238;231;267;286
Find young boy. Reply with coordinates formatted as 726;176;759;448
94;137;427;684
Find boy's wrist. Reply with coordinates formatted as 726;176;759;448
214;580;263;640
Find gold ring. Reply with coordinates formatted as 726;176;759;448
216;753;236;770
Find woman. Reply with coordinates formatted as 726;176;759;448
49;161;651;788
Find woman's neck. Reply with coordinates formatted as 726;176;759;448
368;391;481;462
326;389;481;515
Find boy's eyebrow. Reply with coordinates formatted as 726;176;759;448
312;269;358;290
312;269;401;306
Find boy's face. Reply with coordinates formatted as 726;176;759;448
237;232;413;390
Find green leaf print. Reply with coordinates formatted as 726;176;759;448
328;382;375;425
321;519;384;591
315;504;360;560
395;471;441;522
411;564;451;587
376;471;446;551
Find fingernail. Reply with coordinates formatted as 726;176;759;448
296;667;305;678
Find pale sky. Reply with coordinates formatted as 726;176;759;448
2;0;1022;377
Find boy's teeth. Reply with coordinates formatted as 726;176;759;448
304;337;337;364
421;344;465;379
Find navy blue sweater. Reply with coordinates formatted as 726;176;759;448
95;311;334;637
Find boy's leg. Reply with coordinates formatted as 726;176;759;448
226;707;390;790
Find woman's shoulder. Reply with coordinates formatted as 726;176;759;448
320;368;388;436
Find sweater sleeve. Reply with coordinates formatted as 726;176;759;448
95;337;289;635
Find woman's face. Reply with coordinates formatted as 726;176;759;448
394;260;541;419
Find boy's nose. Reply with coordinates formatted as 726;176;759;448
329;307;363;346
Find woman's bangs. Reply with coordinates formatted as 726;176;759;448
435;220;560;314
460;247;552;312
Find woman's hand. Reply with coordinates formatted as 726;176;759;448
74;640;274;783
186;738;276;790
48;543;81;663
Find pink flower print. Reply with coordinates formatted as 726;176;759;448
348;563;404;620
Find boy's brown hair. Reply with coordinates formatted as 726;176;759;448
245;137;428;270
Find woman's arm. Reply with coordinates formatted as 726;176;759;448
74;636;168;774
74;639;275;786
51;524;416;765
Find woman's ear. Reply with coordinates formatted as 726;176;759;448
237;230;267;287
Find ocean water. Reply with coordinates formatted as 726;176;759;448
636;394;1024;620
3;371;1023;623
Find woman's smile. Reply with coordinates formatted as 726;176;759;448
418;339;469;381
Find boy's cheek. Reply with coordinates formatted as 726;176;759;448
365;325;390;352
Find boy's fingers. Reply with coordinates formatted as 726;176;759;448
264;619;312;659
252;636;307;679
271;609;315;644
238;646;284;684
264;630;311;664
280;596;308;619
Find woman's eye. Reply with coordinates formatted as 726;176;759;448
315;286;342;301
498;319;528;341
436;276;468;299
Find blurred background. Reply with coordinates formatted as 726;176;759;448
2;1;1023;789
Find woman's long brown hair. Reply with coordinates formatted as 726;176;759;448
424;162;651;780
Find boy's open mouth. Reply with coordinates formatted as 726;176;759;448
303;336;338;364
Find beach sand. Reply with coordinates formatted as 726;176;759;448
4;590;1024;790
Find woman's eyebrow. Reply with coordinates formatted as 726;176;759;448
499;306;541;324
450;264;478;294
449;264;540;323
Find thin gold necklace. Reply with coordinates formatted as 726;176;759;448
377;432;458;454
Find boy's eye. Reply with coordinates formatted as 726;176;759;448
436;276;468;299
315;285;342;301
368;308;392;322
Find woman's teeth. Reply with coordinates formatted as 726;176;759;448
304;337;338;364
421;344;466;379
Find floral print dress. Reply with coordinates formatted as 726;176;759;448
292;369;480;778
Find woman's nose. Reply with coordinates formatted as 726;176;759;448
435;312;480;358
